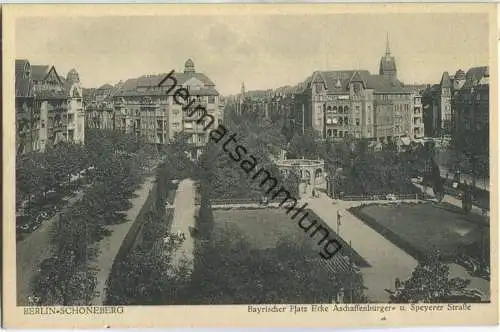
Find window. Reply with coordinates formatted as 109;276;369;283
218;119;223;125
344;117;348;125
327;106;331;111
356;118;360;126
41;120;46;128
208;96;215;103
333;106;338;114
344;106;349;113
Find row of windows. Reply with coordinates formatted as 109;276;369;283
394;104;410;112
375;94;411;101
325;105;349;114
325;117;361;126
326;129;353;138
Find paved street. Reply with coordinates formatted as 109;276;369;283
412;182;485;216
170;179;196;273
90;176;155;305
16;190;85;306
439;166;490;192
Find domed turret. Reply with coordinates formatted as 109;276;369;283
184;58;195;74
67;68;80;84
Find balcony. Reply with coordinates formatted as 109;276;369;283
52;121;68;131
47;104;68;112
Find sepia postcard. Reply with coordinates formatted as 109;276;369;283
2;3;499;329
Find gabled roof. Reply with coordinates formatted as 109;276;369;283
348;71;366;87
466;66;488;82
440;72;452;88
115;71;218;97
454;69;466;81
299;70;405;94
31;65;50;81
460;66;489;90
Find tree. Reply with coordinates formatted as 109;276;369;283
390;255;471;303
187;230;366;304
287;129;320;159
283;170;300;198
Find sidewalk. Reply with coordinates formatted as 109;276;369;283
305;193;490;302
16;190;85;306
90;176;155;305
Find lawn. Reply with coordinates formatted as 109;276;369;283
213;208;369;267
183;208;368;304
349;202;489;263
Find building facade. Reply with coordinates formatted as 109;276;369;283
451;66;489;156
84;84;119;130
112;59;224;157
293;39;424;143
15;59;85;154
422;69;466;137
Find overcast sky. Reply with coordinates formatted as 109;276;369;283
16;13;489;95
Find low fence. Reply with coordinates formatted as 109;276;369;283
342;193;425;201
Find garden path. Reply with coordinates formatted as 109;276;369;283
306;194;418;302
90;176;155;305
305;193;490;302
170;179;196;274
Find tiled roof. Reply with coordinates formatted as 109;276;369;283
15;59;29;76
440;72;452;88
83;88;97;99
461;66;489;90
98;83;113;90
380;55;397;72
299;70;406;94
15;59;33;97
454;69;466;81
115;71;218;97
31;65;50;81
16;77;32;98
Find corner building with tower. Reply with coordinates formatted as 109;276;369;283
293;37;425;143
112;59;225;158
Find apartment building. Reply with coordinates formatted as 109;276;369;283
112;59;224;158
15;59;85;154
293;38;425;143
